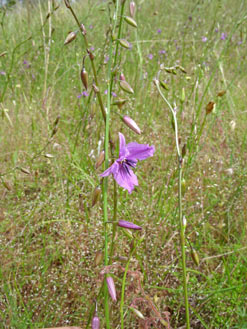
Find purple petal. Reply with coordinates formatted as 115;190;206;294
118;132;127;158
92;315;100;329
118;220;142;230
114;165;138;194
126;143;155;161
100;161;119;177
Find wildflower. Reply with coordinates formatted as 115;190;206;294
148;54;153;60
77;91;89;98
157;28;162;34
122;115;141;135
220;32;227;40
100;133;155;193
202;36;208;42
159;50;166;55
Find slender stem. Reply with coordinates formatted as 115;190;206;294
155;77;190;329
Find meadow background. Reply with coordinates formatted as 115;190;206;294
0;0;247;328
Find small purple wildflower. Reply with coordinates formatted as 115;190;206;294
148;54;153;60
90;46;95;51
0;71;6;76
112;91;117;97
202;36;208;42
23;60;31;68
238;40;243;45
89;24;93;30
157;28;162;34
104;89;108;95
215;28;219;33
104;55;109;64
77;91;89;98
100;133;155;193
159;50;166;55
220;32;227;40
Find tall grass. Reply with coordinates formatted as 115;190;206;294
1;0;247;328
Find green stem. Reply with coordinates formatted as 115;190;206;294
155;77;190;329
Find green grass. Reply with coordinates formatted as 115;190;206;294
1;0;247;328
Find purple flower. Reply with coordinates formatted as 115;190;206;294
159;50;166;55
100;133;155;193
77;91;89;98
89;24;94;30
104;55;109;64
148;54;153;60
118;220;142;230
112;91;117;97
106;276;117;302
23;60;31;68
157;29;162;34
202;36;208;42
220;32;227;40
0;71;6;76
92;315;100;329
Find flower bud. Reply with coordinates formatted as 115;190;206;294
94;250;103;266
122;116;141;135
64;31;77;45
91;186;101;207
124;16;137;28
159;80;169;90
92;83;99;93
206;101;215;115
129;307;145;319
120;80;134;94
129;1;136;18
106;276;117;302
118;220;142;230
217;90;226;97
112;98;127;109
191;248;200;266
80;24;86;35
92;315;100;329
95;151;105;169
120;73;125;81
119;39;130;49
81;67;88;90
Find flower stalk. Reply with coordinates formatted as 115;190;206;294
154;76;190;329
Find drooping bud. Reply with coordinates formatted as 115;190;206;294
118;220;142;230
94;251;103;266
217;90;226;97
95;151;105;169
91;185;101;207
106;276;117;302
120;73;125;81
81;67;88;90
191;248;200;266
206;101;215;115
124;16;137;28
92;315;100;329
92;301;100;329
112;98;127;109
122;116;141;135
64;31;77;45
129;307;145;319
129;1;136;18
119;39;131;49
159;80;169;90
120;80;134;94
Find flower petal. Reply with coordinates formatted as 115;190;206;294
118;132;128;158
126;142;155;161
100;161;119;177
113;165;138;193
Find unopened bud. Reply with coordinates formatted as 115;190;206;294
94;251;103;266
217;90;226;97
191;248;200;266
92;83;99;93
118;220;142;230
129;307;145;319
120;80;134;94
106;276;117;302
95;151;105;169
81;67;88;90
87;49;95;60
206;101;215;115
53;115;60;127
20;167;31;175
129;1;136;17
91;186;101;207
159;80;169;90
124;16;137;28
119;39;130;49
64;31;77;45
92;315;100;329
80;24;86;35
112;98;127;109
120;73;125;81
122;116;141;135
